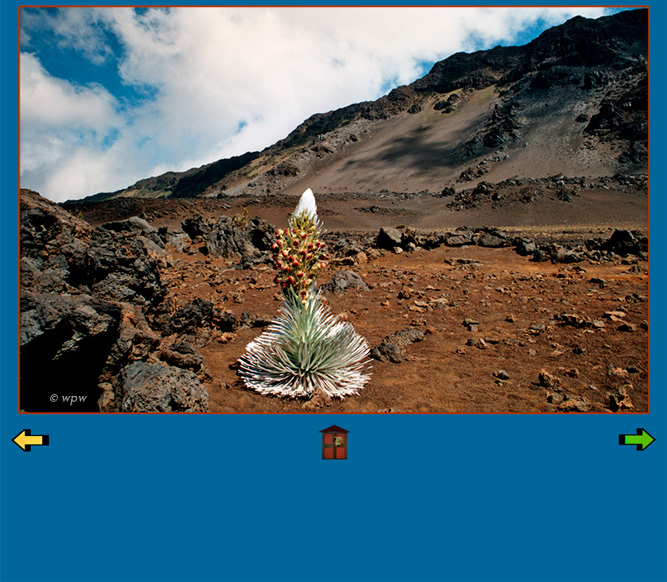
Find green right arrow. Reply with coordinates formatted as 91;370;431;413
619;428;655;451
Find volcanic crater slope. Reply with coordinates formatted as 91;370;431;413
80;8;647;204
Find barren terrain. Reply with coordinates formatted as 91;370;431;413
73;186;649;414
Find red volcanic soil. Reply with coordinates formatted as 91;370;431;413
75;184;648;414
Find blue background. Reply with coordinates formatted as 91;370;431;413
2;2;665;582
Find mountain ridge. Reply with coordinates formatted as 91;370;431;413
77;8;647;204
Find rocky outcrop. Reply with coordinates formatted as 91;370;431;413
19;189;211;412
20;291;123;411
376;227;403;250
322;270;369;294
204;216;275;268
371;329;425;364
371;222;646;265
117;361;208;413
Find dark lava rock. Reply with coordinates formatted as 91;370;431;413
370;340;405;364
101;216;165;249
376;226;403;250
371;328;425;363
20;189;211;412
22;191;167;308
84;231;166;306
329;237;360;257
182;214;212;239
322;270;369;294
552;247;586;263
445;229;474;247
164;297;213;335
117;361;209;412
206;216;275;268
603;229;642;256
608;385;634;411
478;230;508;248
160;341;210;381
493;370;511;381
20;291;122;412
532;243;585;264
213;308;238;332
165;230;191;253
514;238;537;256
102;215;155;235
21;189;93;257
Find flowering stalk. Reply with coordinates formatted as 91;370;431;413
272;188;327;302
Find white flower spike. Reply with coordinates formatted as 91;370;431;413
292;188;318;222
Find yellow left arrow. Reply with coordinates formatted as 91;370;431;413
13;429;49;452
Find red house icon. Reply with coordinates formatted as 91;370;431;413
320;425;349;460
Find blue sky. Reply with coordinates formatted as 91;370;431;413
19;6;623;202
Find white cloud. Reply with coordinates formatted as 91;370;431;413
20;52;128;201
20;6;613;202
20;52;119;130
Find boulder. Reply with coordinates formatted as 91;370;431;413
478;231;508;248
514;238;537;256
165;231;191;253
445;230;474;247
603;229;641;256
182;214;212;239
206;216;275;267
117;361;209;412
376;227;403;250
101;216;165;249
371;328;425;363
322;270;369;294
21;189;92;257
166;298;214;335
159;341;211;381
20;291;122;412
85;230;166;307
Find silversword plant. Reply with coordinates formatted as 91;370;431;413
238;189;371;398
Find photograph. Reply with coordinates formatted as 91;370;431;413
19;6;648;413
